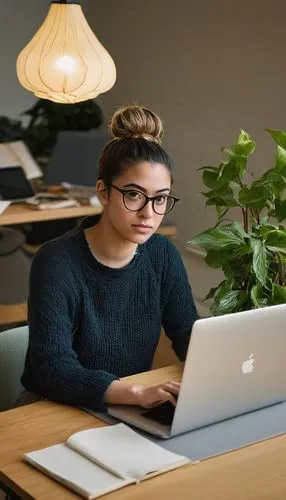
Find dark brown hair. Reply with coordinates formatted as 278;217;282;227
98;105;174;187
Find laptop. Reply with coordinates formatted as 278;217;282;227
45;130;109;187
108;304;286;438
0;166;35;202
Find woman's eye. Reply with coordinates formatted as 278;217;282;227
126;191;142;200
154;196;167;205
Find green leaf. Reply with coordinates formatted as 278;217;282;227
255;168;286;198
265;230;286;254
213;290;248;315
272;284;286;304
238;185;271;209
257;223;279;238
190;226;246;252
202;168;220;189
274;145;286;172
221;148;247;177
205;250;227;268
220;131;255;179
216;206;228;219
250;284;269;308
196;165;217;172
218;162;241;184
229;181;241;204
250;238;268;285
234;130;256;156
204;196;227;207
266;128;286;149
275;200;286;222
231;221;249;239
278;253;286;266
203;184;239;208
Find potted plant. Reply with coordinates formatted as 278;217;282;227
0;116;24;143
22;98;104;161
188;129;286;316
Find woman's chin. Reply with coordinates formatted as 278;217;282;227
127;231;154;245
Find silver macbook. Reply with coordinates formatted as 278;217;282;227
108;304;286;438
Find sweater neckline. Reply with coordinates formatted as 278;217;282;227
77;215;144;279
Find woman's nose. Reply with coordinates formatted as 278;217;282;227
138;200;153;218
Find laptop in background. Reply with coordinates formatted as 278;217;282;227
0;166;35;202
45;129;109;187
108;304;286;438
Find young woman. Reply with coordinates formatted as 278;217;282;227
20;105;198;411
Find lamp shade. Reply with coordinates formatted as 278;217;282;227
16;1;116;104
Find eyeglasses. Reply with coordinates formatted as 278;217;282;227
110;184;179;215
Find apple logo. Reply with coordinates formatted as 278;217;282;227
241;353;255;374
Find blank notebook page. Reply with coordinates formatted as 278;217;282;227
24;444;131;499
67;423;189;480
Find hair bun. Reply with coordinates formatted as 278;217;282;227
110;105;163;143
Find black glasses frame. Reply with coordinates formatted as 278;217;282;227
110;184;179;215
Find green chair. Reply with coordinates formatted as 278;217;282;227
0;326;28;412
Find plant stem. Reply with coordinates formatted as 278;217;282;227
250;208;260;225
277;253;285;286
245;208;249;232
242;208;249;232
242;208;246;232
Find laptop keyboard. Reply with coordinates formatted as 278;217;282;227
140;401;175;426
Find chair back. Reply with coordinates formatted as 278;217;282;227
0;326;28;411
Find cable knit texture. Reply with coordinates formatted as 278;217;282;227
22;215;198;411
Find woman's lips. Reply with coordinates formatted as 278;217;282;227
132;224;153;234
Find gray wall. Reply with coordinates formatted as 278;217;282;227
1;0;286;305
87;0;286;304
0;0;50;118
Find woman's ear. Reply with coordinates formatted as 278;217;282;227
96;180;109;207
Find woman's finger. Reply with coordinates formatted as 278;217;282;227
157;387;177;406
162;382;180;395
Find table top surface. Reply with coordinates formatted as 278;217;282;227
0;202;102;225
0;364;285;500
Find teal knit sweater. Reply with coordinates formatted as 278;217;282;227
22;216;198;411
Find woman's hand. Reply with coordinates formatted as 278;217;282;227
133;381;180;408
104;379;180;408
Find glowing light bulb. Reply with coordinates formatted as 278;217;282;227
55;55;77;74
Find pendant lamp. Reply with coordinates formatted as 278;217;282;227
16;0;116;104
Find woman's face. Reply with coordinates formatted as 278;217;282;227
99;161;172;244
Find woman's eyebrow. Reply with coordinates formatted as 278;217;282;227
122;183;170;194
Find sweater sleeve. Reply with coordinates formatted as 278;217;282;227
25;245;117;412
161;242;198;361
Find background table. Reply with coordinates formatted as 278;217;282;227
0;203;101;226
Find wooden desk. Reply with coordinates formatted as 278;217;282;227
0;203;176;239
0;203;101;226
0;365;285;500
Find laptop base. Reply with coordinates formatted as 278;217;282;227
108;405;171;438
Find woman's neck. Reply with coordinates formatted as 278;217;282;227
85;214;138;269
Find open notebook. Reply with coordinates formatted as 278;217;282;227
24;423;191;499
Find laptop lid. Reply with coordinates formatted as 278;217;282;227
45;130;109;187
0;166;35;201
171;303;286;436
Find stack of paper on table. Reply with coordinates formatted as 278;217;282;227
0;141;42;179
24;423;191;499
0;201;10;215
